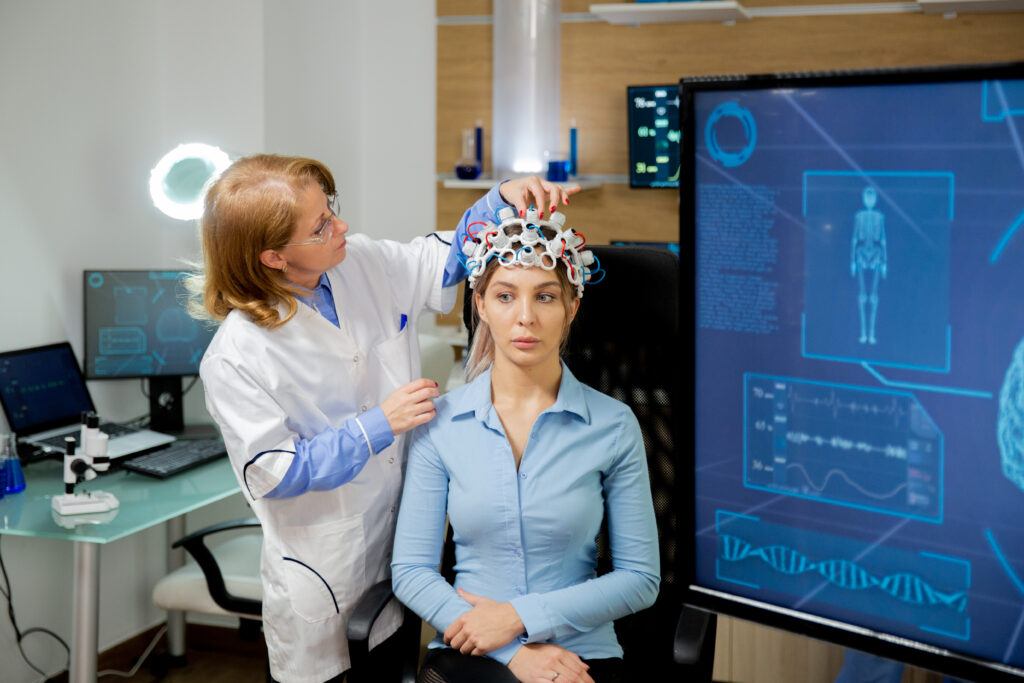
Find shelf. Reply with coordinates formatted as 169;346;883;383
917;0;1024;12
589;0;1023;21
589;1;751;24
441;177;604;190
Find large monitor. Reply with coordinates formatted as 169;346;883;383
83;270;216;433
627;84;680;188
681;62;1024;681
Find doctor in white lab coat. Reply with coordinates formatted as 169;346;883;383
189;154;577;683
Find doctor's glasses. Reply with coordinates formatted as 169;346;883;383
285;196;340;247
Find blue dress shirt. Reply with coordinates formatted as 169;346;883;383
265;183;510;499
297;273;341;328
392;364;660;665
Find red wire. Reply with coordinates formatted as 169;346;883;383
464;221;489;243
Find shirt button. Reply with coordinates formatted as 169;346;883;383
514;549;522;558
388;456;395;465
390;505;397;514
353;353;360;363
360;404;368;413
519;472;527;479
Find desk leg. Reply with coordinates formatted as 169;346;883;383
166;516;187;658
70;542;99;683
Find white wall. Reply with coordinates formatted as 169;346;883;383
0;1;435;680
263;0;437;240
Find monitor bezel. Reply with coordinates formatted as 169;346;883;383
627;83;680;189
678;60;1024;683
82;269;210;381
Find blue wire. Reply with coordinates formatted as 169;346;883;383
583;253;605;285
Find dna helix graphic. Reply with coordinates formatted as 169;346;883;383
720;534;966;612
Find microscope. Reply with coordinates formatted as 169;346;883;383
51;427;119;516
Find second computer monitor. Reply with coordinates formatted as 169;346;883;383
83;270;214;380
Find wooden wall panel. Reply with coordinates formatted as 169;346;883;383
438;0;491;16
437;24;493;176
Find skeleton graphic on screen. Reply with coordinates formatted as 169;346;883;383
850;186;888;344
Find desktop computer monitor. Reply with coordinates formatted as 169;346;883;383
680;62;1024;682
83;270;216;433
627;84;680;188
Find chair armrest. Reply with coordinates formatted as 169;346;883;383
346;578;396;643
674;605;714;665
171;516;262;617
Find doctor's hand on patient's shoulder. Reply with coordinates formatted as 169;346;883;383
499;176;581;220
444;588;523;655
508;643;593;683
381;378;440;436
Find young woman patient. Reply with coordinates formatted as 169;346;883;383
391;210;660;683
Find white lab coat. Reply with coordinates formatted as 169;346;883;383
201;233;456;683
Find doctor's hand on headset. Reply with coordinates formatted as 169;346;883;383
381;378;442;435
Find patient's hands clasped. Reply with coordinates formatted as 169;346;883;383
443;587;525;655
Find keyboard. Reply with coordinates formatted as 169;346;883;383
120;438;227;479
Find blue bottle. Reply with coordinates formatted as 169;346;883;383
569;118;578;177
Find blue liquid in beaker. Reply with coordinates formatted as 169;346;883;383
546;160;570;183
4;457;25;494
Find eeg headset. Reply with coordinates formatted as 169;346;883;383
460;206;604;297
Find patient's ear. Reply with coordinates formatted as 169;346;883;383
474;291;490;326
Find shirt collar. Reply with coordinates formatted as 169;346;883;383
316;272;333;294
452;361;591;426
294;272;333;302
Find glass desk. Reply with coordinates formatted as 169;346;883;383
0;456;242;683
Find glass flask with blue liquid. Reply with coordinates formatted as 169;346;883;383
1;433;25;494
455;129;482;180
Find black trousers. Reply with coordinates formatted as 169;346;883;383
418;648;624;683
268;622;407;683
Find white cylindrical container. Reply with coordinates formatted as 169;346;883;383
492;0;561;178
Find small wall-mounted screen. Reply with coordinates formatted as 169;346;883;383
628;85;680;188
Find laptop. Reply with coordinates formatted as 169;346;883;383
0;342;176;459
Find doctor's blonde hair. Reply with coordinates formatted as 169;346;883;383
464;226;580;382
186;154;337;329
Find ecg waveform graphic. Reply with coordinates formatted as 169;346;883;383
745;374;943;521
720;534;966;612
715;511;971;640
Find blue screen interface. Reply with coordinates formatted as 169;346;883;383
83;270;215;379
691;76;1024;671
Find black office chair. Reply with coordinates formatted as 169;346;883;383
158;517;421;682
559;245;716;680
455;244;717;681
